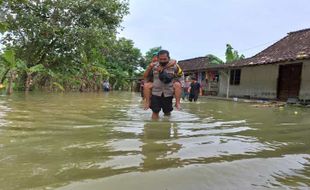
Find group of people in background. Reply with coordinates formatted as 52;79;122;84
182;76;202;102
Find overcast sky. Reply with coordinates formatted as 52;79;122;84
1;1;309;60
119;0;310;60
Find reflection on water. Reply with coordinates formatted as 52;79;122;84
0;92;309;190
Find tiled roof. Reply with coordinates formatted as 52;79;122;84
227;28;310;67
177;28;310;71
178;56;211;72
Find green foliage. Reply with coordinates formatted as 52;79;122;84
0;48;20;94
1;49;16;68
52;82;65;92
16;60;45;74
0;0;6;32
225;44;245;63
206;54;224;65
0;22;7;33
0;0;146;92
0;52;9;84
28;64;45;74
102;37;144;89
206;44;245;65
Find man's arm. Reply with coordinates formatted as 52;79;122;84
144;59;178;80
143;62;155;80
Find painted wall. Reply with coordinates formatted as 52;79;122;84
218;64;279;99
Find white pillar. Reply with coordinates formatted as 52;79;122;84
226;70;230;99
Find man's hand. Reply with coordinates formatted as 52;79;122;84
149;62;155;68
143;62;156;80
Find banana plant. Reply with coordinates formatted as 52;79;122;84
16;62;45;92
206;54;224;65
80;50;110;91
225;44;245;63
1;49;18;94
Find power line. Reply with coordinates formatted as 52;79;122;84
239;39;278;52
209;38;279;59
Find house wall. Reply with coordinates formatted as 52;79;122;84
219;60;310;100
299;60;310;100
219;64;279;99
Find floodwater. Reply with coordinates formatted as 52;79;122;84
0;92;309;190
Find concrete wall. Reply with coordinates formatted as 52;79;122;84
219;60;310;100
299;60;310;100
218;64;279;99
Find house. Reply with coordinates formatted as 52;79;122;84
217;28;310;102
178;56;220;95
178;28;310;102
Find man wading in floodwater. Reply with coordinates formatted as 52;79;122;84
188;76;202;102
143;50;184;119
143;51;177;108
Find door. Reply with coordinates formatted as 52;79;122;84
277;63;302;101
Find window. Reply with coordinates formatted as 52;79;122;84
230;69;241;85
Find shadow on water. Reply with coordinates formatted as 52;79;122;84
0;92;309;189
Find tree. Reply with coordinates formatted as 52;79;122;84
0;0;7;33
1;0;131;92
16;61;45;92
103;37;144;90
206;44;245;64
0;49;19;94
77;49;110;92
206;54;224;65
225;44;245;63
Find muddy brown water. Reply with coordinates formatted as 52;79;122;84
0;92;309;190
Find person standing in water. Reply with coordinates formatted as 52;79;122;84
102;80;110;92
182;77;191;100
144;50;184;119
143;52;181;110
188;76;202;102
